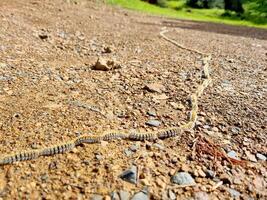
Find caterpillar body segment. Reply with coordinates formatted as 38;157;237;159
0;150;40;165
41;142;75;156
157;127;181;139
74;135;102;145
128;132;157;141
102;131;129;141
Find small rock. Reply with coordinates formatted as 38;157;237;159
168;190;176;200
95;154;102;160
231;127;240;134
39;33;48;40
91;194;103;200
119;166;138;184
129;144;140;152
91;57;120;71
226;188;240;198
124;149;133;157
198;169;206;178
153;143;164;150
171;157;178;164
119;190;130;200
206;170;215;178
171;172;195;186
145;120;161;127
0;63;7;68
256;153;266;161
227;150;239;160
147;110;157;117
110;191;120;200
245;151;257;162
144;83;165;93
194;191;210;200
131;190;149;200
211;127;219;132
40;173;49;182
169;102;185;110
102;46;113;53
203;125;210;130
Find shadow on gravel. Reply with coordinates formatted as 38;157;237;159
138;19;267;40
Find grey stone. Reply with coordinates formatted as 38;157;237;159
206;170;215;178
0;75;13;81
119;165;138;184
256;153;266;161
95;154;102;160
171;172;195;185
145;120;161;127
227;150;239;160
203;125;210;130
111;191;120;200
124;149;133;157
231;127;240;134
131;191;148;200
147;110;157;117
168;190;176;200
91;194;103;200
153;143;164;150
129;144;140;152
119;190;130;200
194;192;210;200
226;188;240;198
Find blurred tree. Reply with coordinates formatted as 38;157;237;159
187;0;200;8
142;0;158;4
224;0;244;13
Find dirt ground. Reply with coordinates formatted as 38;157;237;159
0;0;266;199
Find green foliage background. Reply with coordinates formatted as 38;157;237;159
108;0;267;28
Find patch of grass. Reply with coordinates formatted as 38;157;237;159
107;0;267;28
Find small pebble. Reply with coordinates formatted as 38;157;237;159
245;151;257;162
168;190;176;200
129;144;139;152
131;190;149;200
153;143;164;150
256;153;266;161
206;170;215;178
145;120;161;127
194;191;210;200
144;83;165;93
171;172;196;186
147;110;157;117
91;194;103;200
119;190;130;200
95;154;102;160
124;149;133;157
110;191;120;200
226;188;240;198
203;125;210;130
119;166;138;184
227;150;239;160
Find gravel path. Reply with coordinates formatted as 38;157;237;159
0;0;266;199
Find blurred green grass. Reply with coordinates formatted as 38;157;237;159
107;0;267;28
